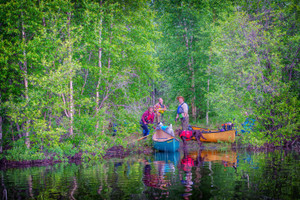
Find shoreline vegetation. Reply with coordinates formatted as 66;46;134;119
0;0;299;168
1;130;299;170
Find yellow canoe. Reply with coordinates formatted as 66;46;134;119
190;126;217;132
191;126;236;143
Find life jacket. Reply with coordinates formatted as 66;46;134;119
158;103;165;109
155;103;165;114
181;155;194;172
144;114;152;123
222;122;233;131
179;130;193;141
177;102;189;114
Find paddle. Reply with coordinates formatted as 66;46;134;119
137;134;175;142
137;135;149;141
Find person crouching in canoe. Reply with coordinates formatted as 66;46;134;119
140;106;155;137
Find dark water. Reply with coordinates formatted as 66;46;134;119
1;149;299;200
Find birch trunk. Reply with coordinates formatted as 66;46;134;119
184;21;196;121
191;55;196;122
206;50;211;126
95;3;103;130
21;12;30;148
206;78;209;125
67;12;74;136
16;122;21;139
207;10;216;126
9;121;15;141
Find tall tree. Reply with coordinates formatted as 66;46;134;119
1;0;42;148
154;0;233;122
210;0;299;145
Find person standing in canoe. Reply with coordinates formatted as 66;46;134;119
140;106;155;137
176;96;189;130
154;98;167;124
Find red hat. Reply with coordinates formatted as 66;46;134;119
176;96;184;101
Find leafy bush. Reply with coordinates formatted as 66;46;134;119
5;140;46;161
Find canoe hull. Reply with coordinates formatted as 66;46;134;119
200;130;236;143
191;126;235;143
152;134;180;152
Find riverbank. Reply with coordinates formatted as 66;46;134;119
0;145;154;170
0;133;154;170
1;144;298;200
2;136;299;171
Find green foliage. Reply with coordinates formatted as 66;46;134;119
0;0;299;159
209;2;299;146
153;0;236;122
5;139;46;161
1;0;160;161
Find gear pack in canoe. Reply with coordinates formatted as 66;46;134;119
179;130;193;141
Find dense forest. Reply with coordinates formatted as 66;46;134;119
0;0;299;161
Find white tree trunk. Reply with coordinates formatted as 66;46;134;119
68;12;74;136
206;79;209;126
184;22;196;121
95;12;103;130
22;12;30;148
191;55;196;122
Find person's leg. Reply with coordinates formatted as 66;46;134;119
185;117;189;130
145;125;149;136
140;121;149;136
182;117;189;131
141;124;149;136
156;113;161;124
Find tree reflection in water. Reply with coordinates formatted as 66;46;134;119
0;149;298;199
70;177;77;200
1;173;7;200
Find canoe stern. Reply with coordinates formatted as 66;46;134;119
153;136;180;152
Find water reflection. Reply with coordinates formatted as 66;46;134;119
154;151;180;173
179;149;195;199
177;149;240;199
0;149;299;199
1;173;7;200
138;152;178;199
142;151;179;198
70;177;78;200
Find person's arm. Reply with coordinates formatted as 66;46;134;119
141;111;147;124
163;105;167;111
154;103;160;115
154;103;159;112
175;105;179;121
184;112;188;117
151;113;155;123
